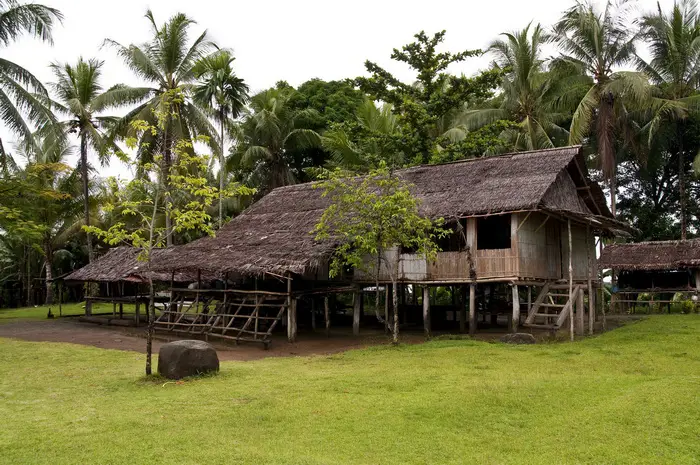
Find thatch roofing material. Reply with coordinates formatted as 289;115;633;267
64;247;199;283
152;146;627;277
599;240;700;271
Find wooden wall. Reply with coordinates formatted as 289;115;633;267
352;212;595;284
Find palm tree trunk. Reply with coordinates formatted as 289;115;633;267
219;110;225;228
610;176;616;218
678;133;687;240
44;239;54;305
80;132;94;263
163;128;173;247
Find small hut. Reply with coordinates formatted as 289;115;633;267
148;146;633;346
599;240;700;312
64;247;198;326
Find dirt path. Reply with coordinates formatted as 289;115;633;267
0;318;425;361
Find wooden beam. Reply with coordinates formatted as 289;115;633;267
422;286;431;338
568;218;574;342
287;277;296;343
516;211;533;232
534;215;551;233
353;289;361;336
469;283;476;336
511;284;520;333
587;225;595;335
576;284;585;335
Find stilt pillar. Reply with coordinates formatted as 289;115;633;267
324;296;330;338
576;288;585;335
422;286;431;338
353;289;361;336
469;283;476;336
459;285;467;333
287;278;297;343
511;284;520;333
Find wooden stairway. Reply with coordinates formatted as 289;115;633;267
524;284;581;331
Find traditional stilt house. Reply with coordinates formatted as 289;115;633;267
599;240;700;313
151;146;633;346
64;247;199;326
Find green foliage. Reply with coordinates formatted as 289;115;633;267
314;162;447;280
356;30;502;163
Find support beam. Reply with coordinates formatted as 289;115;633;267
567;218;574;342
469;283;476;336
459;286;467;333
287;278;296;343
353;289;361;336
511;284;520;333
576;287;585;335
587;226;595;335
422;286;431;338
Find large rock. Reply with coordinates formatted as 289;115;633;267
158;340;219;379
500;333;537;344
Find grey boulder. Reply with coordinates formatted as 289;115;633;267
158;340;219;379
500;333;537;344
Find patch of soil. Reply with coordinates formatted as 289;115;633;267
0;319;427;361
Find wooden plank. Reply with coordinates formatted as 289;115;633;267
525;283;550;325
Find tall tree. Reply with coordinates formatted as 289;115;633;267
193;50;249;228
551;0;650;217
0;0;62;159
105;10;220;245
637;0;700;239
355;30;502;164
463;23;574;150
49;57;139;263
230;85;321;192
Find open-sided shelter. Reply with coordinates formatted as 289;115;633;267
150;146;633;346
599;240;700;312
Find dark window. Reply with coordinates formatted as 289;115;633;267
477;214;511;250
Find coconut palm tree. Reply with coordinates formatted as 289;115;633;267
552;0;651;217
105;10;220;245
230;86;321;192
637;0;700;239
0;0;62;160
461;23;574;150
16;135;83;304
322;99;400;169
193;50;249;227
49;57;142;263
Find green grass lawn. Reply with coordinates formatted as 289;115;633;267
0;316;698;464
0;302;136;322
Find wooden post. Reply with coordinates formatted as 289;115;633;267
469;283;476;336
576;287;585;335
568;219;574;342
324;295;330;338
384;284;391;334
459;285;467;333
422;286;431;338
527;286;532;315
587;226;595;335
287;277;296;343
135;300;141;326
599;239;606;331
511;284;520;333
353;289;361;336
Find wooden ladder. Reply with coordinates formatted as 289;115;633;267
524;284;581;330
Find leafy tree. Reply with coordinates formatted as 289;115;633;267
86;90;254;375
314;163;447;343
230;85;321;192
193;50;249;228
636;0;700;239
105;10;220;244
551;0;655;217
49;57;141;263
0;0;62;160
355;30;502;164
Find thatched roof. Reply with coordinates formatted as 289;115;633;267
152;146;631;277
64;247;200;283
599;239;700;271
